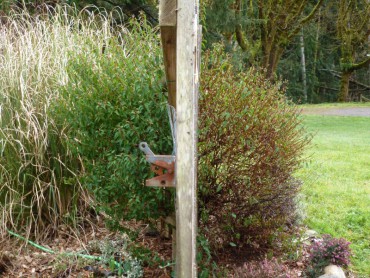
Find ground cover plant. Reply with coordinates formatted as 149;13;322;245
305;234;351;278
297;108;370;275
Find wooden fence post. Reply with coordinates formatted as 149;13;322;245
159;0;177;108
175;0;200;276
158;0;200;276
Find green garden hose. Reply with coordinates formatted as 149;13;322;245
6;229;121;269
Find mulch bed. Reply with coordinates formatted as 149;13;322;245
0;222;358;277
0;218;173;277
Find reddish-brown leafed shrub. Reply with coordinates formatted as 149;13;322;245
198;46;309;251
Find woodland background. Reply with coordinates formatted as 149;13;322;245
2;0;368;103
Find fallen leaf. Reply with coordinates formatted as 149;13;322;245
296;261;304;267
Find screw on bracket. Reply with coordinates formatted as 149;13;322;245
139;142;175;187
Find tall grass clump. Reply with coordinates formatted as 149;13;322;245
0;5;129;238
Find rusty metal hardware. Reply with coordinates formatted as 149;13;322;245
139;142;175;187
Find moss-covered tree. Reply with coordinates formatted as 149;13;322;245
337;0;370;102
204;0;323;79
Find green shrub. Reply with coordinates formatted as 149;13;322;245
198;46;309;251
55;17;174;224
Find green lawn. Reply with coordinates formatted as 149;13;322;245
296;115;370;276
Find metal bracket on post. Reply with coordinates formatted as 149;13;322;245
139;142;175;188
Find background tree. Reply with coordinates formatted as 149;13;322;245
277;1;370;103
204;0;324;79
336;0;370;101
277;5;341;103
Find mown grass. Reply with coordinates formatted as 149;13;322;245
297;115;370;276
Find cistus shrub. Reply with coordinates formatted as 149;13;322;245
234;258;293;278
198;46;309;251
55;17;173;224
306;235;351;277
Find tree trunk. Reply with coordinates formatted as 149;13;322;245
338;71;351;102
300;31;308;103
264;53;275;79
263;47;284;80
313;7;321;77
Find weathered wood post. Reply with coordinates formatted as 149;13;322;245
159;0;178;264
156;0;201;276
159;0;177;108
175;0;200;276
